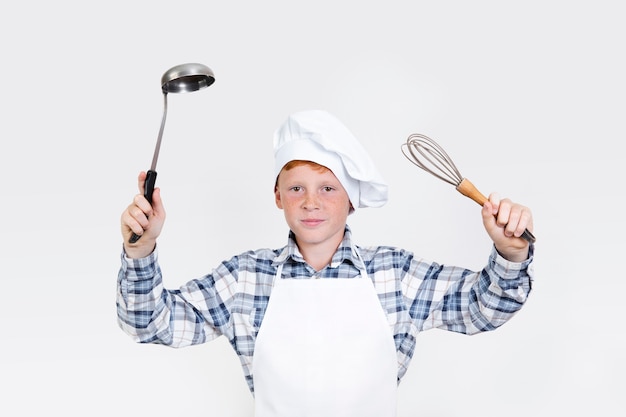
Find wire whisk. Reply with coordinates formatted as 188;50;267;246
401;133;536;244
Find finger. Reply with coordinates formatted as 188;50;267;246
131;203;151;228
137;171;147;195
481;202;498;231
483;197;518;239
497;201;533;240
502;204;521;238
121;208;146;237
495;198;513;228
132;193;154;219
487;192;501;215
510;206;533;238
150;187;164;217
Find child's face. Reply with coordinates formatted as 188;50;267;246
275;163;351;249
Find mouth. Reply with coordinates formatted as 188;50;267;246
300;219;325;227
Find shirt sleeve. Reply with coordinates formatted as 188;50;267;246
403;244;534;335
116;246;238;347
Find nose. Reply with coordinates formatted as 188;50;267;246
302;191;320;210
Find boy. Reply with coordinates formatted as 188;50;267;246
118;110;534;417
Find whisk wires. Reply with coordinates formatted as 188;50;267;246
401;133;463;186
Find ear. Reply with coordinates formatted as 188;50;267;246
274;187;284;209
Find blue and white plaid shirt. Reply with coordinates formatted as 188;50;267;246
117;226;534;393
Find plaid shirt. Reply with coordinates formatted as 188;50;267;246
117;226;534;393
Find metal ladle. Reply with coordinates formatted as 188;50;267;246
129;63;215;243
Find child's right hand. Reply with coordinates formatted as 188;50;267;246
121;171;166;258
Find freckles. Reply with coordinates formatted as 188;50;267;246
282;197;301;210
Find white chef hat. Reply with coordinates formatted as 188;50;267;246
273;110;388;210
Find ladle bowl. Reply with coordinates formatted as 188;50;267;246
161;63;215;93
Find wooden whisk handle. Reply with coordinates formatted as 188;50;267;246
456;178;487;206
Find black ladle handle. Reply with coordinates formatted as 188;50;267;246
520;229;536;244
128;170;157;244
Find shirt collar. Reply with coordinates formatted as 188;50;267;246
273;225;361;269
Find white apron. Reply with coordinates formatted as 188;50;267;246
252;255;398;417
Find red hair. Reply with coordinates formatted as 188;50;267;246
274;160;329;189
282;160;328;172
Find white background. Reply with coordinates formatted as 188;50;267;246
1;1;624;415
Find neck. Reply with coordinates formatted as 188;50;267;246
296;235;343;272
303;249;334;271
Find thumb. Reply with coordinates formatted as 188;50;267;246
481;200;499;236
141;186;166;242
150;187;165;217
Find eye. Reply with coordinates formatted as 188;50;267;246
322;186;334;192
290;186;302;192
